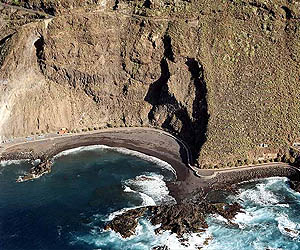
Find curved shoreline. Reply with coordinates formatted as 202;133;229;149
1;128;299;201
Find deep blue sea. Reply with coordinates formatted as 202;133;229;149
1;145;300;250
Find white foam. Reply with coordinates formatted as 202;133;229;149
53;145;177;178
33;159;41;164
53;145;111;158
124;173;176;206
0;159;29;167
237;183;279;206
107;174;176;222
123;184;156;206
111;147;177;178
74;218;211;250
276;213;299;239
139;192;156;206
123;185;134;193
106;207;138;222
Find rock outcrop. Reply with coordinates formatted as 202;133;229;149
0;0;299;166
105;201;242;238
16;159;52;182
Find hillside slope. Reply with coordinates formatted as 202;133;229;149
0;0;299;167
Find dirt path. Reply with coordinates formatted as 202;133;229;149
0;2;54;18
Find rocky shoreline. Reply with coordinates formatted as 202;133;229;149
105;201;242;240
1;131;300;247
1;131;300;197
16;159;52;183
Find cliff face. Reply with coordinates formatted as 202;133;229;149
0;0;299;166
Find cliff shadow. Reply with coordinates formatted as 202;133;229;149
185;58;209;161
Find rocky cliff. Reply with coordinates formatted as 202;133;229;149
0;0;299;167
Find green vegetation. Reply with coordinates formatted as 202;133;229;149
12;0;20;6
289;157;295;164
4;0;298;170
196;0;300;167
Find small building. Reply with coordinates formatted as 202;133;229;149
265;153;277;159
259;143;268;148
58;128;68;135
293;142;300;147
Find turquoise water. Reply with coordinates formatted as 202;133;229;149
1;146;300;249
205;177;300;250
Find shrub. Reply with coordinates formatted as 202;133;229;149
227;161;234;168
289;157;295;164
275;157;282;162
290;148;297;157
88;127;93;131
245;159;251;165
94;127;97;130
219;163;225;168
283;154;290;163
253;160;259;165
209;164;215;169
13;0;20;6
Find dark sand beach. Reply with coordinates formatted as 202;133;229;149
0;127;299;201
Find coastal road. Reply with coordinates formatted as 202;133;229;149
0;127;195;181
197;162;293;179
0;127;296;180
1;127;298;202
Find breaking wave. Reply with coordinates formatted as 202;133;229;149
3;146;300;249
0;159;30;167
53;145;111;158
73;218;213;250
53;145;177;178
111;147;177;178
123;172;176;206
204;177;300;250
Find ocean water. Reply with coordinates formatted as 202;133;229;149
205;177;300;250
0;146;300;250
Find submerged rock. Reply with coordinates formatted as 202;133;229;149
16;159;52;182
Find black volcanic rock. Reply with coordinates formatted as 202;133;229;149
105;201;242;239
104;207;147;238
